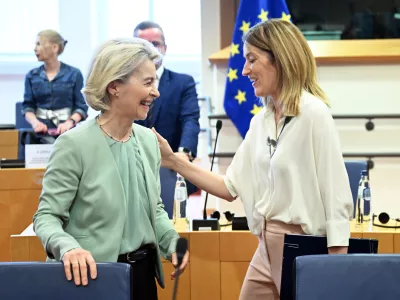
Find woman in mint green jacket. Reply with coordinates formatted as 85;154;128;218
33;38;188;300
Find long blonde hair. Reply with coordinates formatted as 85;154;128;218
83;38;161;111
242;19;328;115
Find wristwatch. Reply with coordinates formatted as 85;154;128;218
68;118;76;126
178;147;193;161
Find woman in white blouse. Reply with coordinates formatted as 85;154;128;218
153;19;353;299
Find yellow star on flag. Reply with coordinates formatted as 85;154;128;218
234;90;246;104
258;9;269;22
281;12;291;22
250;104;263;115
239;20;251;34
230;43;240;57
227;68;238;82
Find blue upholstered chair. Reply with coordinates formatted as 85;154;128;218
15;101;34;160
344;160;368;217
0;262;131;300
294;254;400;300
15;102;31;129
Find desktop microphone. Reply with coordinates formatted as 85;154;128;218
172;237;188;300
192;120;222;231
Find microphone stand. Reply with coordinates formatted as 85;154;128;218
172;266;181;300
192;120;222;231
202;124;221;220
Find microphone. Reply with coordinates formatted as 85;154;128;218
172;237;188;300
192;120;222;231
267;137;277;147
175;237;188;268
266;116;293;149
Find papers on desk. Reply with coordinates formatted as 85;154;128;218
25;144;53;168
11;223;36;237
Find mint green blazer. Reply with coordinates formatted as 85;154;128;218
33;118;179;288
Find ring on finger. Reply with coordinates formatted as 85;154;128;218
71;261;79;265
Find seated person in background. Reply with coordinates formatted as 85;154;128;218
33;37;188;300
133;21;200;218
22;30;88;143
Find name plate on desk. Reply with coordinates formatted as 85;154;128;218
25;144;53;168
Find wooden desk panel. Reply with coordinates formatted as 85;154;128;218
0;190;41;261
0;130;18;159
9;235;30;261
362;232;394;253
0;168;44;190
190;232;220;300
350;232;363;238
220;262;249;300
0;169;43;261
393;233;400;253
28;236;47;261
220;231;258;262
10;236;46;261
158;263;191;300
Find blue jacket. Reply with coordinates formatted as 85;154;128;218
136;68;200;157
22;62;88;128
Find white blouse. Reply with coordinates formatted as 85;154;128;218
224;91;353;247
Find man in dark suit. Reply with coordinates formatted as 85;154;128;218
134;21;200;218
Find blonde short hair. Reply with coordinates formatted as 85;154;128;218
83;38;162;111
242;19;328;116
38;30;67;55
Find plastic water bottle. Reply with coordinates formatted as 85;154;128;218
355;170;368;225
355;170;370;225
173;174;188;225
363;181;371;222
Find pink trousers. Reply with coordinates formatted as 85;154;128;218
239;220;304;300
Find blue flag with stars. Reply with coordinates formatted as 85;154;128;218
223;0;291;138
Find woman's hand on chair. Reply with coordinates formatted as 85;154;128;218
62;248;97;286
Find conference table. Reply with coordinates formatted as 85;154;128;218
3;167;400;300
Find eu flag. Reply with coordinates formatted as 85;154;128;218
223;0;291;138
